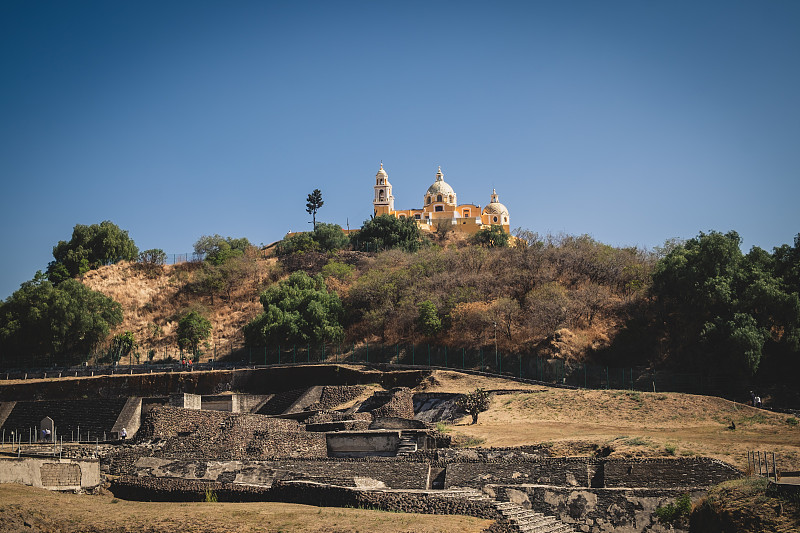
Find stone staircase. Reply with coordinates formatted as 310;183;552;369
255;389;308;415
396;431;418;454
450;488;575;533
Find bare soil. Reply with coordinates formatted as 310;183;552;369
0;484;492;533
421;371;800;472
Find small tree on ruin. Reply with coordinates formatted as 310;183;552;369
457;388;491;424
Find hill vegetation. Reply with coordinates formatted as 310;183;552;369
1;218;799;403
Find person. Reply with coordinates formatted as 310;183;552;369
187;358;193;371
45;428;51;441
41;428;47;441
755;396;762;408
120;427;127;440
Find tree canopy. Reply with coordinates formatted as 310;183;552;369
275;223;349;256
177;311;212;359
244;271;344;346
651;230;800;376
351;214;424;252
47;221;138;283
306;189;324;230
193;235;251;265
0;272;123;366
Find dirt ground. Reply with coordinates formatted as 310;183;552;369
0;484;492;533
420;371;800;472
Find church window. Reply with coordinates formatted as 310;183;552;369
493;216;498;222
427;196;431;204
449;195;453;203
379;190;385;200
463;209;470;217
435;205;443;212
437;194;442;202
414;214;421;219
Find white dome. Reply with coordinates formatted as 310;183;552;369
483;189;509;218
425;166;456;202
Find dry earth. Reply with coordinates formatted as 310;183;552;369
419;371;800;472
0;484;491;533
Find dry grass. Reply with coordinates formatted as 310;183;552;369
82;259;276;363
0;484;492;533
420;371;800;472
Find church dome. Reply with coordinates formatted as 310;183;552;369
483;189;509;218
425;166;456;203
376;162;388;177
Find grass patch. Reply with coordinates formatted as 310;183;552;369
787;417;798;426
457;436;486;447
435;421;452;433
624;436;649;446
665;443;677;455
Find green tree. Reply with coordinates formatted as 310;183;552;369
418;300;442;336
652;230;800;376
0;272;122;367
177;311;212;358
244;271;344;346
471;225;510;248
306;189;324;230
138;249;167;266
47;221;138;283
275;232;318;255
193;235;251;265
351;214;424;252
108;330;137;364
313;222;349;252
457;388;491;424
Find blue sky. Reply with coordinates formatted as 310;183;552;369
1;1;798;299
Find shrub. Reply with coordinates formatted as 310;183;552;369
654;493;692;524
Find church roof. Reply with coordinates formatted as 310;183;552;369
426;166;456;198
483;189;509;217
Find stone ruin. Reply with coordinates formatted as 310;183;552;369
0;374;743;533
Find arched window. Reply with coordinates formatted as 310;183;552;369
449;195;453;203
435;205;444;212
437;194;442;202
414;214;421;219
379;190;385;200
493;216;498;222
427;196;431;204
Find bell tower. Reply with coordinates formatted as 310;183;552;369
373;162;394;216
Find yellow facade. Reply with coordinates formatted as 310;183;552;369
372;164;510;234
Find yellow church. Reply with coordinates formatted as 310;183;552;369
372;163;511;235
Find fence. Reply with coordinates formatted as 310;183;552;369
0;342;743;396
747;450;779;482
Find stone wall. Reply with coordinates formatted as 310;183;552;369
444;457;740;490
138;405;327;460
111;476;501;520
360;387;415;420
0;457;100;490
445;458;590;489
317;385;367;409
493;484;702;533
603;458;741;489
128;457;432;489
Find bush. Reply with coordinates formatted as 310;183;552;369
654;493;692;524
